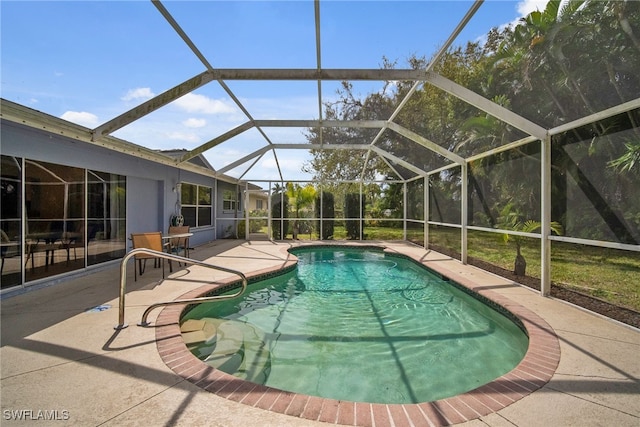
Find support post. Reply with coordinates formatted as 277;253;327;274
403;182;408;241
461;163;468;264
360;181;364;241
245;182;250;241
541;135;552;296
319;184;323;240
267;181;272;240
213;180;218;240
424;175;429;249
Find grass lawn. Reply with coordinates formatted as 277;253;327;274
550;241;640;312
276;224;639;313
278;224;409;241
448;227;639;313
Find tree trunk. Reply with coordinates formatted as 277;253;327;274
514;244;527;276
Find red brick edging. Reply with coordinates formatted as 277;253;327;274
155;245;560;427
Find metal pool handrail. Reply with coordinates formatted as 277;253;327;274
116;248;248;330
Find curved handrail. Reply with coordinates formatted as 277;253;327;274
116;248;248;330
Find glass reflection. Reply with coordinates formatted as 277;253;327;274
24;160;84;281
87;171;126;265
1;158;127;289
1;155;22;289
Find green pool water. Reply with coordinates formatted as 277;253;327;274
183;247;528;404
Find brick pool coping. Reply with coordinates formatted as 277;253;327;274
154;244;560;427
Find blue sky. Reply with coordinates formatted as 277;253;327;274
1;0;546;181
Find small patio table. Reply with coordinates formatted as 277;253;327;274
162;232;193;272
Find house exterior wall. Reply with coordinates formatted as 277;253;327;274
1;120;219;246
0;119;221;291
247;192;269;211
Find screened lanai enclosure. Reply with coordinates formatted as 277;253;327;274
1;1;639;318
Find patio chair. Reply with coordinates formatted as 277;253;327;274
130;232;167;281
1;230;20;275
24;221;64;271
60;224;94;264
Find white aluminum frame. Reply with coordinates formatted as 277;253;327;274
3;0;638;298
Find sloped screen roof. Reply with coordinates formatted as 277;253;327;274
2;0;639;184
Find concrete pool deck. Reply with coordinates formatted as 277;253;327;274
1;240;638;426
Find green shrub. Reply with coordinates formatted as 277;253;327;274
271;193;289;240
345;193;364;240
315;191;335;239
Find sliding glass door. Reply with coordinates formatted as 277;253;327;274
0;155;127;289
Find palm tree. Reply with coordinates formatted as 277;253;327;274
499;203;563;276
609;140;640;175
286;183;317;239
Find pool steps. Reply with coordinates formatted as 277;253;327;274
156;244;562;427
182;318;271;384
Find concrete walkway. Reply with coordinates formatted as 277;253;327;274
1;240;638;426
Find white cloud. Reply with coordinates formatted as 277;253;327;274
172;93;236;115
251;150;313;181
165;131;200;143
60;111;99;128
182;117;207;128
259;156;282;171
121;87;155;102
505;0;551;29
216;148;253;169
240;95;319;120
517;0;548;16
485;0;551;34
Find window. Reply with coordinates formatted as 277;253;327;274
1;155;22;289
223;189;237;211
256;199;263;210
1;156;127;287
181;183;212;228
24;159;85;281
87;170;126;265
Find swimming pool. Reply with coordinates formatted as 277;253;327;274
181;246;529;404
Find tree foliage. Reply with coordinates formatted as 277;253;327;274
286;182;317;238
315;191;335;239
303;0;639;244
344;193;363;240
498;201;564;275
271;189;288;240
